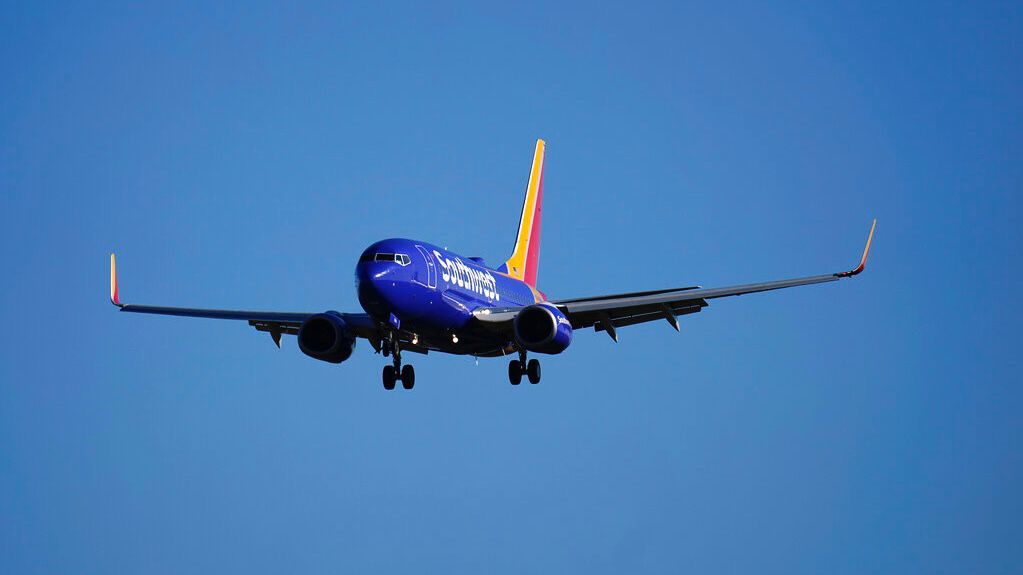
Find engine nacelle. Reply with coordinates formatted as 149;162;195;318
513;304;573;354
297;312;356;363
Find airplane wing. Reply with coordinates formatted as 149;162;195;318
109;254;379;347
475;220;875;341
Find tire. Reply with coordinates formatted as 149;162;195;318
508;360;522;385
401;365;415;389
382;365;396;390
526;359;541;384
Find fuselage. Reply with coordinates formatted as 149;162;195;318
355;238;543;356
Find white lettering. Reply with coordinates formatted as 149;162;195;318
431;249;500;302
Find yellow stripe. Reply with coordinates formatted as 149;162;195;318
505;139;545;280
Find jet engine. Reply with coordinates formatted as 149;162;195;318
513;304;573;354
297;312;356;363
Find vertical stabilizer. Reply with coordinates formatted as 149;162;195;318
501;139;545;287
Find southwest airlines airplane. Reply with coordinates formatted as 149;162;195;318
111;139;875;390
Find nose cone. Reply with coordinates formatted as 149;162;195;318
357;261;399;316
355;239;416;319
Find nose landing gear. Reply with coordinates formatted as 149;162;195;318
508;350;541;385
382;335;415;390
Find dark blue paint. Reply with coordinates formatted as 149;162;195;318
356;238;539;356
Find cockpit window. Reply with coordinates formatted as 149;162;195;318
372;253;411;266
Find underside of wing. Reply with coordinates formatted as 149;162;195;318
565;297;709;332
109;253;379;347
473;219;876;341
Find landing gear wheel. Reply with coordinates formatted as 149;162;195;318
527;359;541;384
401;365;415;389
508;360;522;385
382;365;397;390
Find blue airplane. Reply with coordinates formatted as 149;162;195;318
111;139;875;389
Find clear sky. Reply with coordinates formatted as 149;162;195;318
2;2;1020;573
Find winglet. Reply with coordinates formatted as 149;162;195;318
835;219;876;278
110;253;122;307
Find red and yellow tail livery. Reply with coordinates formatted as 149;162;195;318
500;139;545;288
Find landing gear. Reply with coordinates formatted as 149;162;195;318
526;359;541;384
381;334;415;390
509;350;541;385
401;365;416;389
508;360;522;385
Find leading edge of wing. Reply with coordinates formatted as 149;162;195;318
118;304;314;323
557;219;876;314
552;285;702;305
109;252;353;326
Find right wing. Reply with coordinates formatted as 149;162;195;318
475;219;875;341
109;254;379;347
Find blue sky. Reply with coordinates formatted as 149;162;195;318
1;2;1020;573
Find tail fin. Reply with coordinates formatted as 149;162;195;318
500;139;545;287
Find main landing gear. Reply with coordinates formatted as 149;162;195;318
381;336;415;390
508;350;541;385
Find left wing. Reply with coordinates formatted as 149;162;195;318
109;254;378;347
475;219;875;341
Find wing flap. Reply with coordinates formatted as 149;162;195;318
593;307;704;332
576;301;707;330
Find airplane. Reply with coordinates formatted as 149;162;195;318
110;139;875;390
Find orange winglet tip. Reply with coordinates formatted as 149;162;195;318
836;219;876;278
110;253;122;306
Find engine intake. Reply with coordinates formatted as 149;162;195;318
298;312;356;363
513;304;573;354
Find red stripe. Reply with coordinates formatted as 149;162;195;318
523;166;544;286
